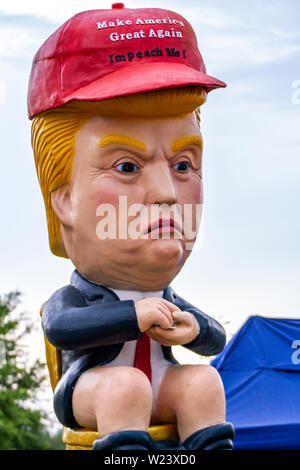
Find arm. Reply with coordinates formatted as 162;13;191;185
42;284;142;350
173;292;226;356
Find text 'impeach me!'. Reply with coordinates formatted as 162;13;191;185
109;47;186;63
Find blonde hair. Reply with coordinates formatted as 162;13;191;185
31;87;207;257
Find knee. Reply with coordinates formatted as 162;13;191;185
96;367;153;407
196;365;224;395
176;365;225;408
118;367;153;402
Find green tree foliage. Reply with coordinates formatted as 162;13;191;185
0;291;64;449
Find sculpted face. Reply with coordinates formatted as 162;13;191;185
52;113;203;290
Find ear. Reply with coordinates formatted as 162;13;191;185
51;184;73;227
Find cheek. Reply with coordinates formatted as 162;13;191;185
192;179;203;205
90;178;123;209
92;187;120;208
178;178;203;205
176;179;203;234
73;179;123;233
90;178;145;217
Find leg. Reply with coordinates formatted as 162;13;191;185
151;364;231;446
72;365;153;435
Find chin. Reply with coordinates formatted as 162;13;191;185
145;239;184;270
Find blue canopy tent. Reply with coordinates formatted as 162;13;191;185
211;315;300;450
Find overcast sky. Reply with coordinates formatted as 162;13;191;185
0;0;299;404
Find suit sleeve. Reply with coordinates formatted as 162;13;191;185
42;285;142;350
173;292;226;356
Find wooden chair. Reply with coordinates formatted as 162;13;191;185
41;305;178;450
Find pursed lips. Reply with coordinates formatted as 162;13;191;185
146;217;182;235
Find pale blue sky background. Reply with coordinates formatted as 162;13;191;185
0;1;299;419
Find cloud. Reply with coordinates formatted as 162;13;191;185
176;4;244;28
269;27;300;40
201;33;300;74
0;1;125;22
0;11;57;59
0;27;41;58
0;80;6;104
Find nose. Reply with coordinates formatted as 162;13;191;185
144;160;176;206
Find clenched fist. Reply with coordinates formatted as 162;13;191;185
146;310;200;346
134;297;179;332
134;297;200;346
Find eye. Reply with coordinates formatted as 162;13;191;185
115;162;139;173
173;161;190;172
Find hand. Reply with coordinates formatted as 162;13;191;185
134;297;179;332
145;310;200;346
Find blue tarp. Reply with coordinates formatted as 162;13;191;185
211;315;300;450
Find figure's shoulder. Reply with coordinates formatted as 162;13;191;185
44;283;86;313
170;288;202;313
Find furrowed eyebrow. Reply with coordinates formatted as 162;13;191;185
99;134;146;151
171;136;203;153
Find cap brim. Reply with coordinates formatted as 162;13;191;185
64;61;226;104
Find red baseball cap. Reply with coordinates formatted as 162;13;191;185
27;3;226;119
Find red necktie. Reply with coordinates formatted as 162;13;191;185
134;333;152;383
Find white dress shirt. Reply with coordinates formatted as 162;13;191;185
104;287;175;409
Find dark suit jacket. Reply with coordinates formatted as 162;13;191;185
42;270;226;428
